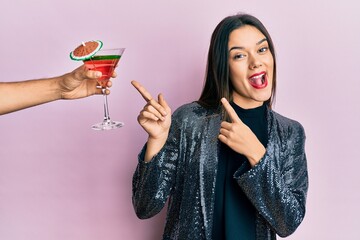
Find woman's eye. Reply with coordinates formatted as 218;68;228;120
234;53;245;59
258;47;268;53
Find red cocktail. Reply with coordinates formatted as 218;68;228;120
85;48;125;130
84;55;121;88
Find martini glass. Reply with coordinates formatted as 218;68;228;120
83;48;125;130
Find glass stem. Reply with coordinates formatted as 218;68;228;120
102;88;111;122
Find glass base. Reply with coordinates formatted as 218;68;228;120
92;120;124;130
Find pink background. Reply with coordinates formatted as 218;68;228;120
1;0;359;239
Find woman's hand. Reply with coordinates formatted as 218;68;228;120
218;98;266;167
131;80;171;161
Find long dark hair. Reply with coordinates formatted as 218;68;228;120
198;13;277;110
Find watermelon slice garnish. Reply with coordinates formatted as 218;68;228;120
70;40;103;61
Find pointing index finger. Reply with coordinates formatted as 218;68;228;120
131;80;153;102
221;98;241;123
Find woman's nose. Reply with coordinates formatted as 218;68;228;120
249;55;262;69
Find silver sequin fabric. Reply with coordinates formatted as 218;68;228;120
132;102;308;240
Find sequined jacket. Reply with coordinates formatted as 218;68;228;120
132;102;308;240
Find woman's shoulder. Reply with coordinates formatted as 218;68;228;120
173;101;218;118
170;102;220;133
270;109;305;136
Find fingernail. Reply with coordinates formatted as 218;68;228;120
95;72;102;78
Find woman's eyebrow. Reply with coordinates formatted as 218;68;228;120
257;38;267;45
229;38;268;52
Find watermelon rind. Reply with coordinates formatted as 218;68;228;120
70;40;103;61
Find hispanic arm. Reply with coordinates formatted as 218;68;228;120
0;65;113;115
236;119;308;237
131;80;176;219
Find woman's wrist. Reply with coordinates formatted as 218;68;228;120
144;134;168;162
247;145;266;167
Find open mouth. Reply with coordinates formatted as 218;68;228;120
248;72;268;89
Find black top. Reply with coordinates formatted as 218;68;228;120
212;102;268;240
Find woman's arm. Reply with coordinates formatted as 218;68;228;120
235;123;308;237
132;116;180;219
131;80;176;219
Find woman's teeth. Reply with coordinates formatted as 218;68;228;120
249;73;267;88
250;74;264;85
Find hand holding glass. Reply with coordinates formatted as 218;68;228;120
84;48;125;130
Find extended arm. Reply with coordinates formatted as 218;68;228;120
0;65;113;115
131;80;175;219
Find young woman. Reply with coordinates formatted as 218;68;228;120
132;13;308;240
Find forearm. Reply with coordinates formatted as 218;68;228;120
132;155;166;219
0;77;62;115
236;152;308;237
132;143;176;219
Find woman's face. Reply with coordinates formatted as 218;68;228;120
228;25;274;109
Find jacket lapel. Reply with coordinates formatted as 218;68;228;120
199;114;221;239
